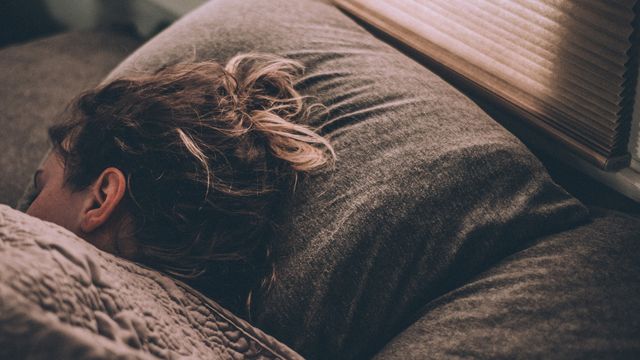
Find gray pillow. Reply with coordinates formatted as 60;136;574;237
374;207;640;359
30;0;590;359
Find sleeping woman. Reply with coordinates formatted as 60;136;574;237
24;53;337;319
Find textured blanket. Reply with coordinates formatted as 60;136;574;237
0;205;302;359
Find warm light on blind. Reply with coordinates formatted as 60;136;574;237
334;0;639;170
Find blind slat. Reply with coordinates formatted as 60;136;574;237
335;0;638;170
427;0;624;112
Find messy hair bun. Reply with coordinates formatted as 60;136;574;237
224;53;335;173
48;53;337;316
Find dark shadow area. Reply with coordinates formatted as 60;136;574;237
0;0;65;48
479;100;640;215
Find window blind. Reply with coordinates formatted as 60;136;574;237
334;0;639;170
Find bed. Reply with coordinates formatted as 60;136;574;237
1;0;639;358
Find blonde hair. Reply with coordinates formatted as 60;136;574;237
49;53;337;317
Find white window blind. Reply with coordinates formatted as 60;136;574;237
334;0;639;170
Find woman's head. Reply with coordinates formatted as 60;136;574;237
26;151;134;256
26;53;336;314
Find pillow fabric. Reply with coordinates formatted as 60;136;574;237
24;0;590;358
0;205;302;360
374;207;640;359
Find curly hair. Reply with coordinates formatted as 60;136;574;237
47;53;337;317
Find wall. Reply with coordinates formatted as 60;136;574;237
41;0;206;38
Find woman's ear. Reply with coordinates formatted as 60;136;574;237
80;167;127;233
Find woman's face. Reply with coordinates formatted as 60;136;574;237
26;152;88;235
26;152;135;257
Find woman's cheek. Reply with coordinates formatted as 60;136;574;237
26;188;73;230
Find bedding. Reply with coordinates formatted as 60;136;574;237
374;207;640;359
0;204;302;359
92;0;591;358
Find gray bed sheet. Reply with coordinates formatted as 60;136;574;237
374;207;640;359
